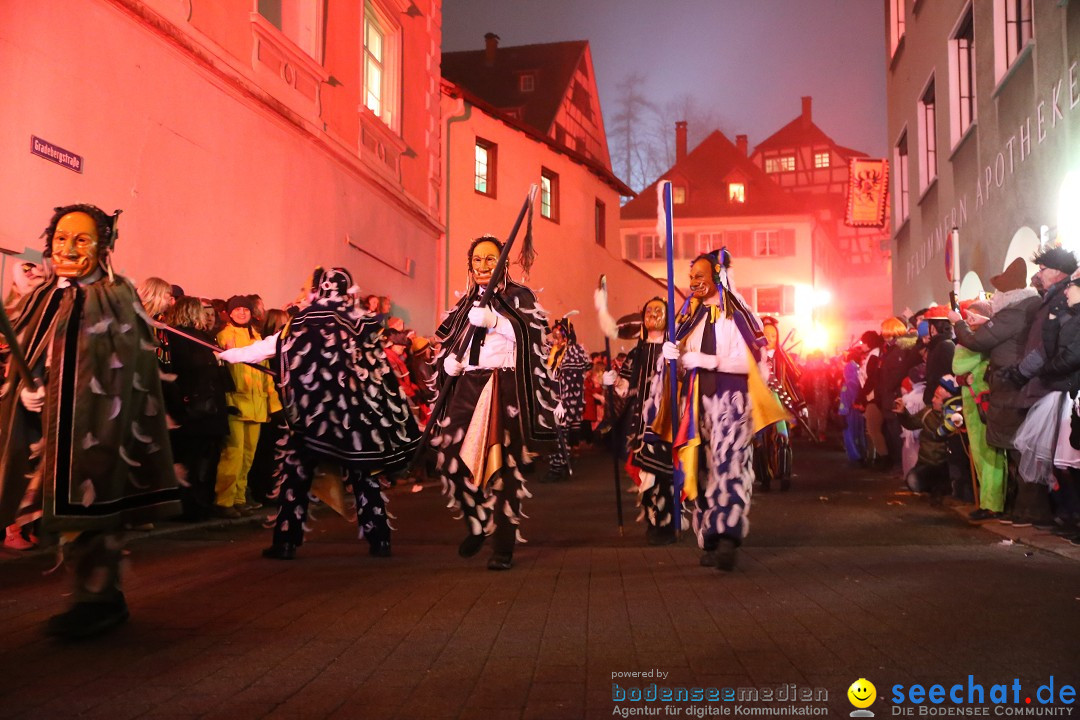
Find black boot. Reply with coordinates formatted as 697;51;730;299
47;594;129;640
647;526;677;546
715;538;738;572
262;543;297;560
458;533;486;558
487;552;513;571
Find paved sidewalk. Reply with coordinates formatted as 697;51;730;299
1;443;1078;719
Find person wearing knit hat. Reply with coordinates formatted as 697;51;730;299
214;293;280;519
990;258;1029;293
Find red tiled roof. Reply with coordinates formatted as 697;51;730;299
620;131;806;220
753;115;869;161
441;80;634;197
442;40;587;138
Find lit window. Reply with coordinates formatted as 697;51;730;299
673;186;686;204
363;1;399;130
728;183;746;203
475;139;496;196
756;286;782;314
814;151;830;168
949;6;976;145
595;199;606;247
540;168;560;221
918;77;937;191
894;130;910;222
890;0;906;57
765;155;796;173
754;230;780;257
640;234;663;260
258;0;322;59
519;73;535;93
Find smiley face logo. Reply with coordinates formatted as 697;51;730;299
847;678;876;710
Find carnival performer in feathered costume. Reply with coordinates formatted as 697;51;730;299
544;315;589;481
646;248;786;571
0;204;179;638
217;267;420;560
431;235;558;571
753;316;806;492
597;295;676;544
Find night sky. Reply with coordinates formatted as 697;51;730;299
442;0;888;166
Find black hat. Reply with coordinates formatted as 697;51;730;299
226;295;253;313
1033;246;1078;275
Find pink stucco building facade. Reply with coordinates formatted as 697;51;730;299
1;0;444;330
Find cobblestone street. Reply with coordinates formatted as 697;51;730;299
1;442;1078;719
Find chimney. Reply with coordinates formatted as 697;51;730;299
675;121;688;162
736;134;748;156
801;96;812;126
484;33;499;67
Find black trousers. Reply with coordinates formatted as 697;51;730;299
271;431;388;549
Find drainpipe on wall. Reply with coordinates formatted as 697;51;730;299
442;96;472;314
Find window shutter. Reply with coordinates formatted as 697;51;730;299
681;233;696;258
780;229;796;256
625;234;640;260
738;230;752;257
782;285;796;315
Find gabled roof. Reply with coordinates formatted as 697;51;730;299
442;40;587;137
621;131;805;220
441;80;634;197
752;115;868;160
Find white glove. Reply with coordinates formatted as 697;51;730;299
20;385;45;413
216;348;243;364
468;304;498;329
553;403;566;422
662;341;679;361
443;353;464;377
681;351;718;371
602;369;618;386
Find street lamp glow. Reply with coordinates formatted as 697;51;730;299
813;289;832;307
1059;171;1080;253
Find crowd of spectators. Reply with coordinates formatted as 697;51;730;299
6;248;1080;551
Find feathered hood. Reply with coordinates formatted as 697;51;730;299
989;288;1038;316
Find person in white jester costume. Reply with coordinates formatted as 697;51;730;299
431;235;558;571
648;248;786;571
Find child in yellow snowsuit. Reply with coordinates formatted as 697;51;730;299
215;296;280;517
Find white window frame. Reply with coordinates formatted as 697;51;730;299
640;234;663;261
697;232;723;256
993;0;1034;83
813;151;830;169
363;0;401;132
540;168;560;222
893;127;910;224
753;229;780;257
948;3;976;148
916;74;937;193
474;138;496;197
890;0;906;58
765;155;796;174
519;73;535;93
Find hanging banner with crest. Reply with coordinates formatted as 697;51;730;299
845;158;889;228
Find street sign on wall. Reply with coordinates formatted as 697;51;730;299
30;135;83;173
